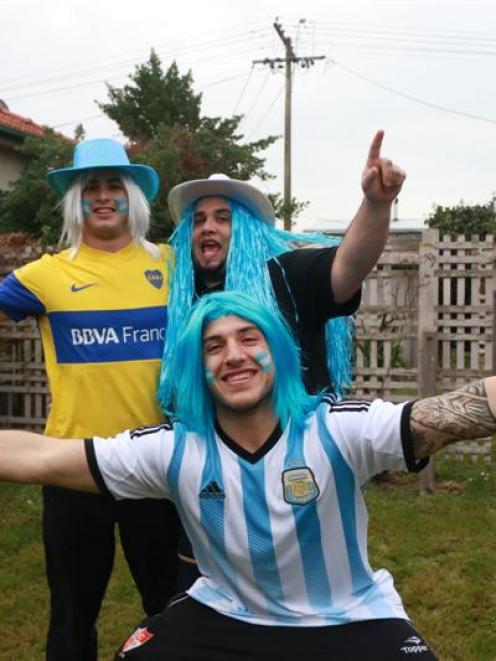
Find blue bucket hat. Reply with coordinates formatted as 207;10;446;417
46;138;160;202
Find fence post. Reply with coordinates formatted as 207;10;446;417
417;229;438;491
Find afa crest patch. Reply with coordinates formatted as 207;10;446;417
282;467;320;505
144;269;163;289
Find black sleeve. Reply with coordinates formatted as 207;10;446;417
84;438;112;495
269;248;361;328
400;402;430;473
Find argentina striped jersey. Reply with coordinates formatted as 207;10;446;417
88;398;421;627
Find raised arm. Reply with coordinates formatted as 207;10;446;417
331;130;406;303
0;431;99;492
410;377;496;459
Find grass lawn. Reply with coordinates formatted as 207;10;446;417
0;455;494;660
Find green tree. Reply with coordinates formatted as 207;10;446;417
99;52;279;239
0;129;75;244
426;197;496;236
0;54;283;244
97;52;202;141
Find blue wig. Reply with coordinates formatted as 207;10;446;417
161;291;317;435
159;200;354;406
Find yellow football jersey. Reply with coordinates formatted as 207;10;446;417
0;242;172;438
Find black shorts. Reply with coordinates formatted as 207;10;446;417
115;594;437;661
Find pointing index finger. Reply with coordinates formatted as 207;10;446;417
367;130;384;164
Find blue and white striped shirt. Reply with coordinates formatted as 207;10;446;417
88;397;420;627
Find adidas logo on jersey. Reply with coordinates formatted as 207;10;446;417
199;481;226;500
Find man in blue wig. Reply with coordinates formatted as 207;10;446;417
0;291;493;660
0;139;179;660
162;129;406;582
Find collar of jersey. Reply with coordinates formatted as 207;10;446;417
214;419;283;464
78;241;138;261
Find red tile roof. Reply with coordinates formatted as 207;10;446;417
0;107;44;137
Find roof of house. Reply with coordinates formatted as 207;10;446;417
0;107;44;138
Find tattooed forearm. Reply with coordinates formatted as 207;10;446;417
410;379;496;458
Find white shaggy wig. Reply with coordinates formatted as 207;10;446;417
58;171;160;259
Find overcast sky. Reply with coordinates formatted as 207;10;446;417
1;0;495;230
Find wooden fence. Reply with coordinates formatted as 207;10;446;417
0;229;494;461
353;228;495;464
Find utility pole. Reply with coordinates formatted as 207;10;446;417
253;20;325;230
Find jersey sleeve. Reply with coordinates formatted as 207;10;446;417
269;248;361;327
320;398;428;486
85;425;175;500
0;272;46;320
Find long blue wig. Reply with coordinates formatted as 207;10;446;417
159;200;354;408
160;291;317;436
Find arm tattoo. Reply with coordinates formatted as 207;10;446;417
410;380;496;458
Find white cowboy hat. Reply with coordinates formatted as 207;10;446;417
168;173;275;225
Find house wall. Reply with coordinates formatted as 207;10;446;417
0;138;29;191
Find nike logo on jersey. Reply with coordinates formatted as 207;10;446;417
71;283;95;293
199;481;226;500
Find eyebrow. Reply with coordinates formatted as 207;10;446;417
194;206;231;217
203;324;259;344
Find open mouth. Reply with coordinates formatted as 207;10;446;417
222;370;257;385
201;240;222;257
94;206;116;216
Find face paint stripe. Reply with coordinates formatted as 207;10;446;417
255;351;272;372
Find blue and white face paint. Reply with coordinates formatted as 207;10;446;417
81;199;93;219
255;350;273;372
81;196;129;218
114;197;129;215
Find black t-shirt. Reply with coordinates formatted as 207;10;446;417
268;248;360;392
195;247;360;393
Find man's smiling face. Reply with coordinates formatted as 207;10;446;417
81;170;130;241
192;197;232;285
203;315;274;414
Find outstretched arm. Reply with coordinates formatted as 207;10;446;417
331;130;406;303
410;378;496;459
0;431;99;492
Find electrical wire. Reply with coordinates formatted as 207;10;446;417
245;83;285;138
331;57;496;124
232;67;255;116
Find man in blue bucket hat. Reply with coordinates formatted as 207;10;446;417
0;138;179;660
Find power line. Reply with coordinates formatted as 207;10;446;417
332;58;496;124
232;67;255;116
245;83;285;138
51;72;249;130
0;29;273;98
0;21;272;91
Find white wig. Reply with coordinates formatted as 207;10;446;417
58;171;160;259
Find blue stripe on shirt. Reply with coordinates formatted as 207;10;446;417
316;405;373;595
239;457;287;615
48;307;167;363
0;273;45;320
285;421;333;610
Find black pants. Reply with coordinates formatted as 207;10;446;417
176;525;201;592
42;486;180;661
115;595;438;661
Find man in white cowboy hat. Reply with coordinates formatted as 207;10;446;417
162;130;406;587
0;138;179;660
